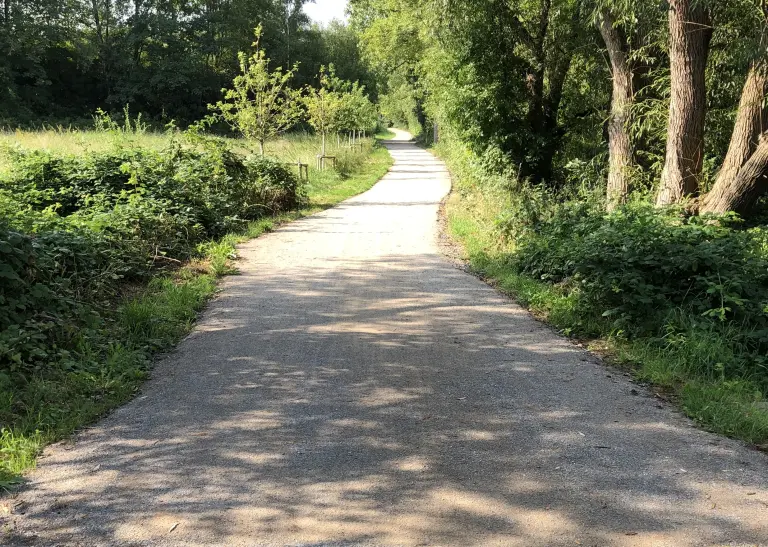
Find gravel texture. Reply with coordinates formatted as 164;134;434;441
6;130;768;546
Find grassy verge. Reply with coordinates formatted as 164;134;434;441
0;141;393;487
437;147;768;450
375;128;397;140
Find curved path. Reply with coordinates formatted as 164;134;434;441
9;130;768;546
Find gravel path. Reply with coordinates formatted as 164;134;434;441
7;130;768;546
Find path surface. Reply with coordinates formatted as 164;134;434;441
9;130;768;546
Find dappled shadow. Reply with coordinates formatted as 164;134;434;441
8;139;768;547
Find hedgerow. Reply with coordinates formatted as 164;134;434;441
0;129;305;482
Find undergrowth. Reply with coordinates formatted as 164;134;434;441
436;138;768;448
0;120;392;486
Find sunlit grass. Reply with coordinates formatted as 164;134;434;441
375;128;397;140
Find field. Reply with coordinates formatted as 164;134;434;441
0;125;393;486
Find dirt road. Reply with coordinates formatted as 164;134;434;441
9;129;768;546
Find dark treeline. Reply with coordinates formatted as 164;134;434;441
0;0;374;124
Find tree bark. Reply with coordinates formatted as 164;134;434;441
699;63;768;214
599;10;634;210
656;0;712;206
699;136;768;215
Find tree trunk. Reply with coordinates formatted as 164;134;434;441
322;132;326;156
259;138;265;156
700;63;768;213
656;0;712;206
599;10;634;210
523;0;579;185
92;0;104;43
698;136;768;215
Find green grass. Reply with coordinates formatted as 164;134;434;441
0;135;393;486
375;128;397;140
438;150;768;450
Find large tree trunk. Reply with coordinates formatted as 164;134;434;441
599;10;634;210
700;136;768;215
700;63;768;214
656;0;712;206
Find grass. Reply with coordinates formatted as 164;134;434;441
0;133;393;487
375;128;397;140
438;148;768;450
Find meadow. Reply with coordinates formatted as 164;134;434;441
0;122;393;486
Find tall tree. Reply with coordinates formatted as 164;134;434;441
598;8;634;209
426;0;585;183
656;0;712;206
699;4;768;214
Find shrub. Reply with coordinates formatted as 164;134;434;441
505;196;768;387
0;133;303;377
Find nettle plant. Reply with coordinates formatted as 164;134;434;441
212;25;303;156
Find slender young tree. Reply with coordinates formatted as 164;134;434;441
212;24;302;156
303;65;343;156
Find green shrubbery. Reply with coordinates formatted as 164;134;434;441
508;196;768;385
1;132;303;370
0;126;309;482
438;138;768;444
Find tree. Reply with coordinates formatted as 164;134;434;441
321;20;378;99
598;8;635;209
351;0;428;136
656;0;712;206
303;65;343;155
212;25;302;155
428;0;586;183
698;4;768;214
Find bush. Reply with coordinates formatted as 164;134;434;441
504;195;768;387
0;133;303;377
4;137;303;240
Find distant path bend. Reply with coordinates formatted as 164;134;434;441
11;129;768;546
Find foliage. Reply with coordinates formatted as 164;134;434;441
0;0;378;126
212;25;303;155
0;130;303;379
333;80;379;134
0;123;391;482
